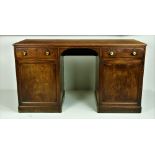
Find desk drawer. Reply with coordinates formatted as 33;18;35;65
15;48;58;59
101;47;145;59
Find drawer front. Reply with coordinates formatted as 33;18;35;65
101;47;145;59
15;47;58;59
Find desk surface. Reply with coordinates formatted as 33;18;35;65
14;39;146;47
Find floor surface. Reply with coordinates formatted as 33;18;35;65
0;90;155;119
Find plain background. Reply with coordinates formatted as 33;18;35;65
1;0;155;155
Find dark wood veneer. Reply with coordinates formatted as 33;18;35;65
14;39;146;113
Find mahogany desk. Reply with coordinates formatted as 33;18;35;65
14;39;146;113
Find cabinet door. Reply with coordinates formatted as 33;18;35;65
17;60;57;104
100;59;143;104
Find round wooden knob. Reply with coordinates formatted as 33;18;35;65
45;51;50;56
109;51;114;56
23;51;27;56
132;51;137;56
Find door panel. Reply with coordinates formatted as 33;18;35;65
18;61;57;103
100;59;143;103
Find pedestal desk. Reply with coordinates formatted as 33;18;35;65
14;39;146;113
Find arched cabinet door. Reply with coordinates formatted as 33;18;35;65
99;59;144;112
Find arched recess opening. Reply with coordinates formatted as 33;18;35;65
60;48;99;111
61;48;98;56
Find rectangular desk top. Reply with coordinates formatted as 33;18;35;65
14;39;146;47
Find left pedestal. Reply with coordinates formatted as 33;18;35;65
14;46;62;113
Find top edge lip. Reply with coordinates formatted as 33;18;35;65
13;39;147;46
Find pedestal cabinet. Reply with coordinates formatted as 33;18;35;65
14;47;61;112
14;39;146;113
99;47;145;112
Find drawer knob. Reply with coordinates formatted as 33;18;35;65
45;51;50;56
23;51;27;56
109;51;114;56
132;51;137;56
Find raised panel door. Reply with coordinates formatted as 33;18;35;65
100;59;143;104
17;60;57;105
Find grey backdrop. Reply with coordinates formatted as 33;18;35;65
64;56;96;90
